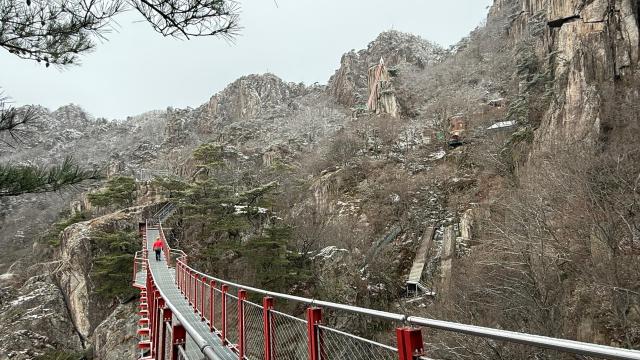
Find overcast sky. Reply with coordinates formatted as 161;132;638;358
1;0;492;119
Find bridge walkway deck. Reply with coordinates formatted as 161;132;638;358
146;227;237;360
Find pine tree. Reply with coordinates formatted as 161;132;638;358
0;94;99;197
87;176;136;208
1;0;239;66
90;230;138;300
0;156;98;196
245;226;312;292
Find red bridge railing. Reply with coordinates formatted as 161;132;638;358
134;221;640;360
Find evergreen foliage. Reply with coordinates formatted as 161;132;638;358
158;145;310;292
87;176;136;208
0;156;98;197
244;226;313;293
41;210;91;246
0;0;239;66
0;91;37;135
0;95;97;197
151;177;188;197
193;143;224;168
90;229;137;300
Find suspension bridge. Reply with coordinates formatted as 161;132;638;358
132;204;640;360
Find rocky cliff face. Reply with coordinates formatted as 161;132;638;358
492;0;639;146
206;73;308;123
0;278;83;360
327;31;446;109
0;204;156;359
55;206;146;339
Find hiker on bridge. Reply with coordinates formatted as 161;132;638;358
152;237;164;261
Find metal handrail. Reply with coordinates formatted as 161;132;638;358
157;222;640;360
317;324;398;352
145;224;221;360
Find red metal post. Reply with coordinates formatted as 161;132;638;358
150;289;159;358
171;322;186;360
263;297;274;360
179;263;183;291
209;279;216;331
221;284;229;345
396;327;424;360
175;262;179;286
306;307;322;360
194;275;200;314
155;298;165;357
200;276;206;320
189;269;194;306
160;306;172;359
181;265;185;291
238;289;247;358
146;282;154;347
183;265;188;299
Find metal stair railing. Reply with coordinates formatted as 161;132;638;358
135;220;640;360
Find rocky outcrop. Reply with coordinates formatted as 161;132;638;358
90;302;138;360
491;0;639;146
206;73;307;123
0;204;156;358
0;278;83;359
328;30;446;108
55;206;148;339
367;59;399;117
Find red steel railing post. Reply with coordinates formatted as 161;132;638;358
171;322;186;360
209;280;216;330
155;297;165;357
160;306;172;359
263;297;274;360
155;290;161;354
189;269;194;306
150;288;160;357
200;276;206;320
182;264;186;291
146;283;154;347
396;327;424;360
238;289;247;358
194;275;200;314
221;284;229;345
175;262;179;286
183;265;188;300
179;263;183;291
306;307;322;360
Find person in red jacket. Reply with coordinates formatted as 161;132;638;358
152;237;164;261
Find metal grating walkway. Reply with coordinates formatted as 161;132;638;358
146;228;238;360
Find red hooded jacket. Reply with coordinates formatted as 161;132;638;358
152;239;163;251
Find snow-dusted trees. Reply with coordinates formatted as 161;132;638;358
0;0;239;196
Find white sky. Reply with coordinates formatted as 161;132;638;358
1;0;493;119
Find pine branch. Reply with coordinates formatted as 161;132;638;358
0;156;100;196
1;0;240;66
0;91;39;146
